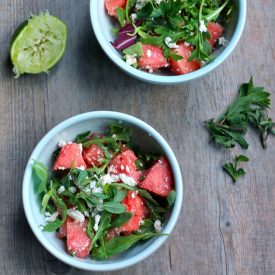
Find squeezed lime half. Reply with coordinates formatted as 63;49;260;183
10;12;67;77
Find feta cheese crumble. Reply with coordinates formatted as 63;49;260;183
130;13;137;22
44;211;59;223
68;209;85;223
68;186;77;193
93;214;101;231
218;36;227;46
136;0;149;10
154;220;162;232
119;173;137;186
199;20;207;33
164;37;179;49
125;54;137;66
57;185;65;194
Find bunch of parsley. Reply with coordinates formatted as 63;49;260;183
206;78;275;182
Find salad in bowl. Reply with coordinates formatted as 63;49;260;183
105;0;233;75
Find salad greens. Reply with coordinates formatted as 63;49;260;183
32;123;175;259
113;0;233;63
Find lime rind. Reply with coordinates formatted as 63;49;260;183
10;11;67;77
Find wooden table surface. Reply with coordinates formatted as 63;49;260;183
1;1;275;274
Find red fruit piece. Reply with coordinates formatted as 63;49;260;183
119;191;148;233
83;144;105;168
207;22;224;48
105;0;127;17
57;221;67;239
170;43;201;75
138;157;173;197
108;149;142;183
53;143;86;170
66;218;91;258
138;44;169;71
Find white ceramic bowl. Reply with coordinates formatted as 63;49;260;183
90;0;246;84
22;111;183;271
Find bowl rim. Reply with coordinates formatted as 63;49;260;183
22;111;183;271
90;0;247;84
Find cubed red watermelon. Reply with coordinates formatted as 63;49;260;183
170;43;201;75
57;221;67;239
66;218;91;258
207;22;224;48
108;149;142;183
118;191;148;233
138;44;169;71
53;143;87;170
138;157;173;197
105;0;127;17
83;144;105;168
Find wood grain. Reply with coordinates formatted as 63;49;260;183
0;0;275;274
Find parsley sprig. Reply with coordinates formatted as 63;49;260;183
206;78;275;182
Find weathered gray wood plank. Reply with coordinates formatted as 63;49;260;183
0;0;275;274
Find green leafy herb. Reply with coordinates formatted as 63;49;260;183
206;78;273;149
167;190;176;208
93;233;161;259
32;160;49;194
110;212;133;228
223;155;249;183
123;42;143;57
103;201;126;214
113;189;128;202
126;0;136;22
43;219;63;232
75;131;91;144
116;7;126;27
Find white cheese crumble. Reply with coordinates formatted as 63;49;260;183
57;185;65;194
45;211;59;222
155;0;163;4
154;220;162;232
146;49;152;57
119;173;137;186
199;20;207;33
92;186;103;194
136;0;149;10
58;140;67;148
93;214;101;231
184;42;191;47
218;36;227;46
68;209;85;223
130;13;137;22
125;54;137;66
68;186;77;193
78;165;86;171
164;37;179;49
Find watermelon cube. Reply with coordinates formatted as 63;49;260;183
108;149;142;183
207;22;224;48
170;43;201;75
53;143;86;170
138;44;169;71
83;144;105;168
118;191;148;233
105;0;127;17
138;157;173;197
66;218;91;258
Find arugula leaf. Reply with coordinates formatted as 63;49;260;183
103;201;126;214
32;160;49;195
116;7;126;27
108;123;132;143
126;0;136;22
113;189;128;202
75;131;91;144
167;190;176;208
223;155;249;183
137;189;159;205
91;212;112;249
110;212;132;228
43;219;63;232
93;233;160;259
123;42;143;57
